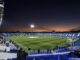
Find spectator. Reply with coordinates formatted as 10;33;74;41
38;49;40;53
28;48;31;51
22;50;28;60
17;48;28;60
6;40;9;47
17;48;23;60
3;40;5;44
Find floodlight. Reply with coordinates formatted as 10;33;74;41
30;24;35;28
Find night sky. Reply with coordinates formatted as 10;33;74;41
1;0;80;32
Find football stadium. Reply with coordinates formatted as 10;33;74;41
0;33;80;60
1;0;80;60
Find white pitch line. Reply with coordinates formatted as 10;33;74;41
28;51;70;57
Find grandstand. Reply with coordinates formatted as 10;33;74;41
1;32;79;38
0;33;80;60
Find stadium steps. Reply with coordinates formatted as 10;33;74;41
0;52;17;60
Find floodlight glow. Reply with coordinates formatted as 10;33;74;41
28;36;39;38
30;24;35;28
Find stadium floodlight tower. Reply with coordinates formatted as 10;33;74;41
30;24;35;32
30;24;35;36
0;0;4;27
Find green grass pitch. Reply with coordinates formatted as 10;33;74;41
8;36;77;52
